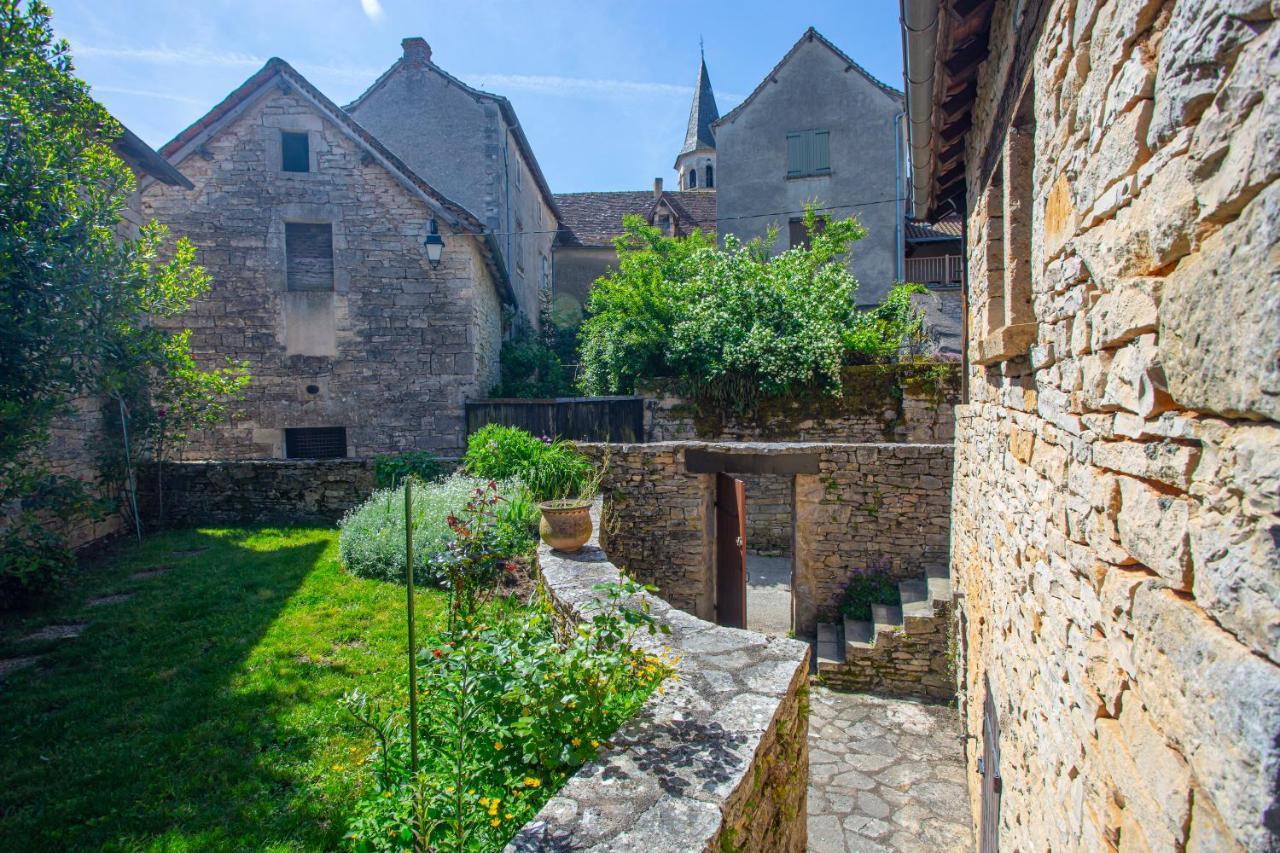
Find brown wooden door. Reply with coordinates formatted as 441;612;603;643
715;473;747;628
979;678;1002;853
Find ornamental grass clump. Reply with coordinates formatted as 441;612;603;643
341;485;673;851
337;474;535;585
463;425;595;503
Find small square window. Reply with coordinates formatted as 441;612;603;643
284;427;347;459
281;131;309;173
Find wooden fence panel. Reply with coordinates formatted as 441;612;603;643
465;397;644;443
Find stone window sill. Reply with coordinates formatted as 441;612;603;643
973;323;1037;365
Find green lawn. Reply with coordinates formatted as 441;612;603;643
0;526;444;850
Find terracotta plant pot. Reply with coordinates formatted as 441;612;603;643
538;499;593;552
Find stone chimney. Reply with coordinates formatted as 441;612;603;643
402;37;432;67
653;177;663;199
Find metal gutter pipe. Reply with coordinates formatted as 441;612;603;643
902;0;941;219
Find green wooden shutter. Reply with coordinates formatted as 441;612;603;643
787;133;804;177
812;130;830;173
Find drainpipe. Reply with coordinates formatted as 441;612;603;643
901;0;941;219
893;110;906;282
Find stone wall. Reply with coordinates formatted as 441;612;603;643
740;472;792;555
949;0;1280;849
514;522;809;852
141;81;504;459
136;459;375;527
642;363;960;444
581;442;952;636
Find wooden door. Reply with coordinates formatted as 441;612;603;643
979;678;1002;852
715;473;747;628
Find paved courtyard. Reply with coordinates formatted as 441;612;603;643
808;685;973;852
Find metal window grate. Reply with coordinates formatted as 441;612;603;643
284;427;347;459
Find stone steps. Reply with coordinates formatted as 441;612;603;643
813;568;955;702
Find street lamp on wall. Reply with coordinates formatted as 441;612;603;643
424;218;445;268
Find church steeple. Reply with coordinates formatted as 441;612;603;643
675;50;718;191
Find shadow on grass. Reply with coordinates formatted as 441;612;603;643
0;526;406;849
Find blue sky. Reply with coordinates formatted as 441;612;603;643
53;0;904;194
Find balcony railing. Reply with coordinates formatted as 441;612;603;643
905;255;963;285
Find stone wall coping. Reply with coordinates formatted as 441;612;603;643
509;514;810;851
581;440;954;454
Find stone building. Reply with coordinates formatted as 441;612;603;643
714;28;906;308
346;38;560;321
903;0;1279;848
141;54;532;459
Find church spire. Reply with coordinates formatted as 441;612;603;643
679;54;719;157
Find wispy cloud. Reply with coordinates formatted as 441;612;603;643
92;85;207;105
70;40;733;103
359;0;384;21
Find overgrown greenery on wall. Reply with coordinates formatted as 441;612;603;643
0;2;248;606
576;210;928;414
490;310;577;399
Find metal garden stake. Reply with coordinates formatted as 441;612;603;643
405;478;420;775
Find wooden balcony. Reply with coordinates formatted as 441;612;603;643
905;255;963;285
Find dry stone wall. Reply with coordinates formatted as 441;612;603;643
952;0;1280;849
641;363;960;444
517;522;809;853
740;473;792;556
136;459;375;527
581;442;952;637
140;84;503;459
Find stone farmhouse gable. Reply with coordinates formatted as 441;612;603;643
344;38;561;324
141;58;515;458
715;26;902;132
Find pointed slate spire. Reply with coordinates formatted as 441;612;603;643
679;55;719;156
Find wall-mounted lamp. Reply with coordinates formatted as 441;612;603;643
424;218;445;269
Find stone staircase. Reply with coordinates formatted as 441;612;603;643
814;565;954;700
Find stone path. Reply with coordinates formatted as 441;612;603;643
747;553;792;636
808;685;972;852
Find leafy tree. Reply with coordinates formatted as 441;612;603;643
490;311;575;398
576;209;923;406
0;1;247;604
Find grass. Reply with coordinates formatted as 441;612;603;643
0;526;445;850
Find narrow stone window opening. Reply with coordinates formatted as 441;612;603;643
285;222;334;291
705;163;714;188
973;88;1037;364
687;169;697;189
281;131;310;173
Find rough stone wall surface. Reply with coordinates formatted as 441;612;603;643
818;601;953;701
581;442;952;637
952;1;1280;849
40;397;127;548
642;364;961;444
514;523;809;853
140;85;502;458
741;472;792;556
136;459;375;527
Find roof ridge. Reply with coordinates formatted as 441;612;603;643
714;27;902;129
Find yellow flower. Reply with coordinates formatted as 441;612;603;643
382;791;393;799
571;737;581;747
468;789;475;795
523;777;542;788
590;740;599;748
490;818;501;827
480;797;490;807
331;764;343;771
445;786;455;794
493;741;503;751
505;813;513;820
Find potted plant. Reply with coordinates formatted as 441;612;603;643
537;462;603;553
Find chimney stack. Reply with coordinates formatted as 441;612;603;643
653;177;663;199
402;37;432;67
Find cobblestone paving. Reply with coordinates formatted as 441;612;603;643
808;685;973;852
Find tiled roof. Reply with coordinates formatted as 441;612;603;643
554;191;717;247
905;214;963;241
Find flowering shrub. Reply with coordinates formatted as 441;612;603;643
338;475;535;585
341;489;672;851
